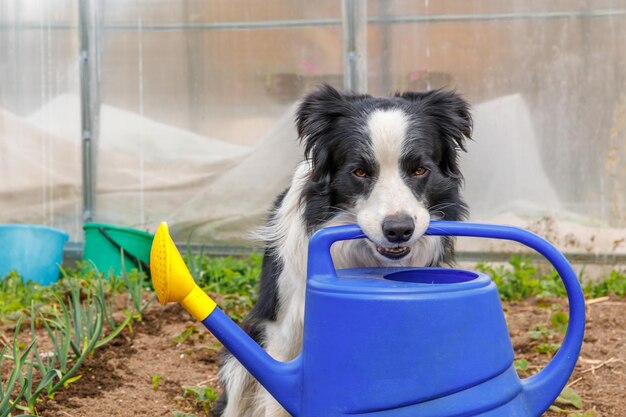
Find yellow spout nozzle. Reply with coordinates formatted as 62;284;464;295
150;222;217;321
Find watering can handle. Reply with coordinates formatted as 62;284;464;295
307;220;585;416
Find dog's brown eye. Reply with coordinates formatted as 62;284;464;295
353;169;368;178
413;167;429;176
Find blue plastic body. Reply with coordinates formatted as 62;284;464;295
0;224;69;285
200;221;585;417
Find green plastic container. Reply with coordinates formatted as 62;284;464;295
83;223;154;276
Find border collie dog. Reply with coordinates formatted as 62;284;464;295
215;85;472;417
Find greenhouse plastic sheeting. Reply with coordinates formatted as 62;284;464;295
2;92;625;256
1;0;625;258
1;96;301;244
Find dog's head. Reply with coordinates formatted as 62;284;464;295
297;85;472;266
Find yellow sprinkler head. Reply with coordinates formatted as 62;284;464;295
150;222;216;321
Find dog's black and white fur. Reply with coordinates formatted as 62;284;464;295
215;85;472;417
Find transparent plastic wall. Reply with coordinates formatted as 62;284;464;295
0;1;83;238
366;0;626;255
93;0;343;245
1;1;624;257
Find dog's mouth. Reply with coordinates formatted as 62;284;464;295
376;245;411;260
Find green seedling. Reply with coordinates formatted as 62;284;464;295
89;273;133;348
583;269;626;298
182;385;218;414
172;412;197;417
0;260;152;412
34;293;103;399
555;386;583;409
93;273;118;330
513;358;528;371
121;269;155;321
202;341;222;353
186;240;207;284
21;304;62;413
0;272;54;322
0;318;36;417
527;326;558;341
550;311;568;335
185;253;262;299
534;342;560;355
71;267;134;341
18;270;135;412
47;297;103;397
49;292;79;363
476;256;625;301
475;255;566;300
172;326;200;344
218;294;254;324
549;386;584;413
152;374;161;391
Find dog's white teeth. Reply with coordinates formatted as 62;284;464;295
376;245;411;259
377;246;406;252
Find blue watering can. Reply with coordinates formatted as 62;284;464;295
150;221;585;417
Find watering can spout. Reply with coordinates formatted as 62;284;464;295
150;223;301;416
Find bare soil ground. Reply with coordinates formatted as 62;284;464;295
25;296;626;417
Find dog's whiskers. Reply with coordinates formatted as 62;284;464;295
428;202;458;212
429;210;446;220
330;207;356;217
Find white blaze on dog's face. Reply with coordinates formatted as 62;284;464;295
297;85;471;267
355;109;431;262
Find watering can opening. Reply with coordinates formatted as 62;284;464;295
384;268;479;284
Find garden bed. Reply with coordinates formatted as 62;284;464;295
1;256;624;417
28;295;626;417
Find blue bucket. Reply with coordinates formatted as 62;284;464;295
0;224;69;286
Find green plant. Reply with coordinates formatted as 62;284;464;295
527;325;558;340
17;304;62;413
172;412;197;417
38;292;104;398
476;256;626;301
550;311;568;335
0;318;35;417
219;294;255;324
0;318;36;417
182;252;262;322
172;326;200;344
91;277;134;347
534;342;560;355
93;272;119;330
0;259;154;413
582;269;626;298
0;272;54;321
182;385;218;414
62;265;136;343
550;386;585;414
513;358;528;371
185;253;262;299
121;269;155;321
186;241;207;284
152;374;161;391
475;255;567;300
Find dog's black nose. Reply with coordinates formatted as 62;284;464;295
382;215;415;243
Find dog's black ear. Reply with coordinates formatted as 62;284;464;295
296;84;356;181
398;89;472;178
296;84;359;157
